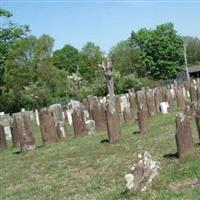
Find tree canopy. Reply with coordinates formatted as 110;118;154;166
130;23;184;79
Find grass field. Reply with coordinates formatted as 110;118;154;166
1;111;200;200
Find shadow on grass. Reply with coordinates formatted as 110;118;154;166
163;152;178;159
132;131;140;134
100;139;109;143
12;151;21;155
195;142;200;147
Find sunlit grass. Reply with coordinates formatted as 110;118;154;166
1;111;200;200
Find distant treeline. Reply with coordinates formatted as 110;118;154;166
0;8;200;113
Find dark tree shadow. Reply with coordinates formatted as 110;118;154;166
100;139;109;143
163;152;178;159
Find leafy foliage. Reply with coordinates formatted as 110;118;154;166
109;40;146;77
183;36;200;65
130;23;184;79
0;8;29;87
52;44;80;73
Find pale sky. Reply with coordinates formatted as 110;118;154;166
2;0;200;53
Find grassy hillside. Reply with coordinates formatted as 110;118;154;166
1;111;200;200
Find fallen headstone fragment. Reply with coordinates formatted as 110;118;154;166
125;151;160;192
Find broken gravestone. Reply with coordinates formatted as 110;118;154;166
125;151;160;192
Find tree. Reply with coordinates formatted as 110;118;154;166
109;40;146;77
130;23;184;79
79;41;104;81
183;36;200;65
0;8;29;87
52;44;80;73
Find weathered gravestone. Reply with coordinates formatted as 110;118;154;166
39;108;59;145
145;90;156;116
123;106;134;124
35;109;40;126
136;90;148;113
115;95;121;113
49;104;68;138
72;108;86;136
195;106;200;140
56;121;68;139
175;113;194;158
105;97;121;143
197;88;200;101
137;106;149;133
176;89;185;111
92;98;107;132
10;117;20;147
165;90;173;112
49;104;64;124
120;95;130;113
128;90;138;115
0;114;12;139
160;102;169;114
85;120;96;135
87;96;95;119
190;85;197;102
125;151;160;192
154;88;162;113
0;124;7;149
13;112;36;152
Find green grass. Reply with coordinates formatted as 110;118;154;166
1;111;200;200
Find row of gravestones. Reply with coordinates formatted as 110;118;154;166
1;80;200;154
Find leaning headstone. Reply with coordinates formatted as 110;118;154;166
176;89;185;111
125;151;160;192
72;108;86;136
145;90;156;116
175;113;194;158
39;108;59;145
0;124;7;149
105;97;121;143
123;106;134;124
85;120;96;135
137;106;149;134
13;112;36;152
